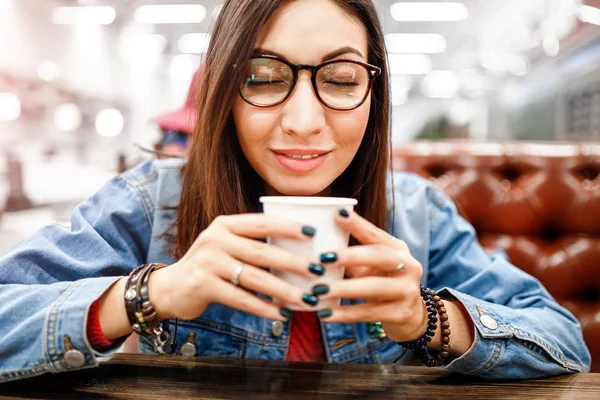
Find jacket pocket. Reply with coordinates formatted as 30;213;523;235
140;304;248;358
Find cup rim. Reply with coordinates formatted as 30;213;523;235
259;196;358;206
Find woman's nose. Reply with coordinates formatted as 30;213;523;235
280;73;326;137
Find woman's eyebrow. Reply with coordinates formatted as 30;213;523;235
321;47;364;62
251;46;365;62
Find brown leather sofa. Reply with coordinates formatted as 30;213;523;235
393;141;600;372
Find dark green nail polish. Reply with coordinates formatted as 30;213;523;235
312;284;330;296
338;208;349;218
317;309;333;319
302;294;319;306
302;226;316;237
320;252;337;263
279;308;294;319
309;263;325;276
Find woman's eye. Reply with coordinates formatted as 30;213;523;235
246;80;286;86
324;81;359;87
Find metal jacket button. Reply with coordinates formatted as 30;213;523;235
480;315;498;330
476;306;498;330
180;332;197;356
63;335;85;368
271;321;284;337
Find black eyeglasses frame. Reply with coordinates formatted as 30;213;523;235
239;54;382;111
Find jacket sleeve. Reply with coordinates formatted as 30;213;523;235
0;167;154;383
425;185;591;379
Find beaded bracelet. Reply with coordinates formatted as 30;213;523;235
124;263;171;353
397;285;451;367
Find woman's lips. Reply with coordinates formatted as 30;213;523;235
272;151;330;173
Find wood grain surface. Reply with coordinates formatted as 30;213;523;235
2;353;599;399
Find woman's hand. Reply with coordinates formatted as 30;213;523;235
316;209;474;357
149;214;324;322
314;209;429;343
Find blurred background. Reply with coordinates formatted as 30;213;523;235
1;0;600;251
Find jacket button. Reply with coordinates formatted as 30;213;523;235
62;335;85;368
480;315;498;330
180;342;197;357
271;321;284;337
64;349;86;368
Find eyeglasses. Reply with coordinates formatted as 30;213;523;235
239;55;381;111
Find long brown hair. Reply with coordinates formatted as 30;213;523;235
173;0;391;258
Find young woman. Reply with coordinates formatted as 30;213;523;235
0;0;590;382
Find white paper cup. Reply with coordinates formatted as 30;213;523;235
259;196;358;310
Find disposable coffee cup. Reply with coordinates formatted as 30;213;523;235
259;196;358;311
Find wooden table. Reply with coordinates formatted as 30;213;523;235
2;353;600;399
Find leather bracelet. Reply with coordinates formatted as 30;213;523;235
124;265;147;332
124;263;170;353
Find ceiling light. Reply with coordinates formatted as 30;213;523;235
390;2;468;22
578;5;600;25
0;93;21;121
38;60;61;82
385;33;447;54
479;50;504;72
96;108;124;137
134;5;206;24
507;56;528;76
178;33;211;54
119;34;167;57
54;103;82;132
420;70;458;98
542;36;560;57
388;54;432;75
52;6;116;25
448;99;474;126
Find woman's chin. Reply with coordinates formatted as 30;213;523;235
268;180;330;197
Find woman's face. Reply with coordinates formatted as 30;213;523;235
232;0;371;196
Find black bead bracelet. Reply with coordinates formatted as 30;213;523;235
397;285;451;367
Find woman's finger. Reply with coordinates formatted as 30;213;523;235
335;209;401;248
319;301;408;324
321;245;415;274
210;278;291;321
214;255;316;310
214;213;315;241
214;231;323;279
317;276;414;302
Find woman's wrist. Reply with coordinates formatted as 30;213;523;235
97;277;132;341
428;300;474;358
147;266;173;320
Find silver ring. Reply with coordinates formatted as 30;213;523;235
232;264;245;287
394;263;405;273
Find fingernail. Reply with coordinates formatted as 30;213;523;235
338;208;349;218
302;294;319;306
320;252;337;263
312;284;330;296
279;308;294;319
309;263;325;276
302;226;316;237
317;309;332;319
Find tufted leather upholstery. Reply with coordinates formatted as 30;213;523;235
393;141;600;372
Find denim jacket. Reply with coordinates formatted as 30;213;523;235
0;159;591;383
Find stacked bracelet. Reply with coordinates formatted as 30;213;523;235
397;285;451;367
124;263;171;353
